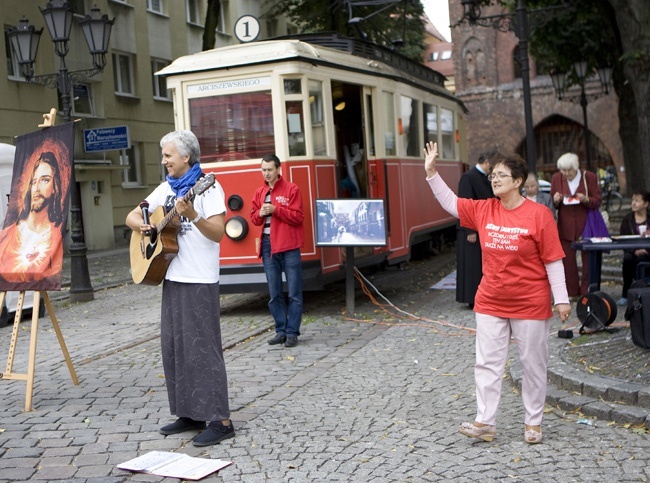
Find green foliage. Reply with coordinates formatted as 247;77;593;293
525;0;617;83
264;0;426;61
620;48;650;70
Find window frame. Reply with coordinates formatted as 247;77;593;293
186;0;201;25
151;58;171;101
112;52;136;96
70;82;96;117
120;143;143;188
423;102;438;146
308;79;327;156
187;85;277;163
147;0;164;15
399;94;420;157
439;107;456;160
214;1;226;33
382;91;396;156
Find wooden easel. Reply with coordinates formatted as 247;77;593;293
0;290;78;411
0;108;78;410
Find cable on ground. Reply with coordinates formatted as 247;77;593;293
342;267;476;337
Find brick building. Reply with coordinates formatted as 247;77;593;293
448;0;624;190
423;14;455;92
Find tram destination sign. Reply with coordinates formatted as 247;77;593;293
187;76;271;95
83;126;130;152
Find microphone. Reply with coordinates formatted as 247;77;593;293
140;201;152;236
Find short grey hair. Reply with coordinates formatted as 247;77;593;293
160;130;201;166
556;152;579;171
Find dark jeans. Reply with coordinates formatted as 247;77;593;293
261;237;303;337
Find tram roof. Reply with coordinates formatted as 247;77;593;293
158;34;462;107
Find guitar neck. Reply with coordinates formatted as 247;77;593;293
155;188;195;232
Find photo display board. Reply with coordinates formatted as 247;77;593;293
315;199;386;247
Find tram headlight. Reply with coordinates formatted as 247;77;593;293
227;194;244;211
225;216;249;241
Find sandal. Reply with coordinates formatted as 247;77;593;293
524;426;543;444
460;421;496;442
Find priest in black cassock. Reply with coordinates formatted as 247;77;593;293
456;150;496;308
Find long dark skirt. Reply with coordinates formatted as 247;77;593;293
456;230;483;305
161;281;230;421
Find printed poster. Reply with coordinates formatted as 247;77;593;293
0;123;74;291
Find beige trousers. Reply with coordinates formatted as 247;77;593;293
474;313;551;426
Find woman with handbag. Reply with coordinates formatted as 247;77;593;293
550;153;602;297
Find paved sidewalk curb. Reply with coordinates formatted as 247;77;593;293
509;334;650;428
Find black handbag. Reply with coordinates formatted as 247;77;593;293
625;286;650;349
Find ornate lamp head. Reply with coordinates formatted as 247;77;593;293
6;16;43;79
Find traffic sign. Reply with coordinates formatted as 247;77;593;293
83;126;130;152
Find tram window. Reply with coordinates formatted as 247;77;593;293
284;79;302;95
189;92;275;162
423;103;438;144
286;100;306;156
400;95;420;157
309;80;326;156
440;108;455;159
383;92;396;156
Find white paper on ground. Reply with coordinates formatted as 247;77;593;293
117;451;232;480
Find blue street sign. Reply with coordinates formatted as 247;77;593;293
83;126;130;152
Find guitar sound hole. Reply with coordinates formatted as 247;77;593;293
146;239;157;259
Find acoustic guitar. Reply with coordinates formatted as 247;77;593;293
129;174;215;285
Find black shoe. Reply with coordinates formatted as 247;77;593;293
285;335;298;347
192;421;235;447
159;417;205;435
268;334;286;345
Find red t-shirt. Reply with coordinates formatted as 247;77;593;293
457;198;565;320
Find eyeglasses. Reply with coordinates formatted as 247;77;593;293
487;172;513;181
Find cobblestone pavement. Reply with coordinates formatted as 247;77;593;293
0;248;649;482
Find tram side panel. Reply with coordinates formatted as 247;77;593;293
313;161;345;276
384;159;461;263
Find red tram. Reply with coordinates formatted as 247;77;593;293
159;34;467;292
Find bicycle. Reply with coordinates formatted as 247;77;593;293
600;177;623;213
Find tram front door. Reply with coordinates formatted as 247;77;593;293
332;81;367;199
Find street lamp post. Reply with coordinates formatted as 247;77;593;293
7;1;114;303
515;1;535;175
550;61;613;172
